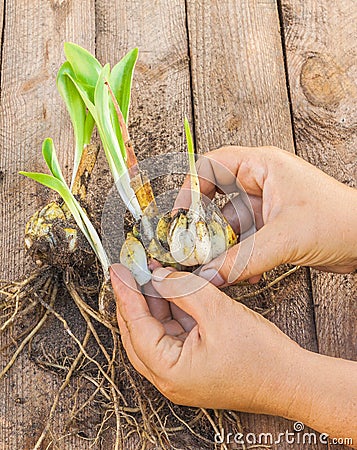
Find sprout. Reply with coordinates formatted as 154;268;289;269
61;43;142;219
20;44;145;281
167;119;237;266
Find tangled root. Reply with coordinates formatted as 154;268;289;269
0;264;299;449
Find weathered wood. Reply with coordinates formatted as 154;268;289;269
186;0;323;447
1;0;355;449
0;2;3;53
0;0;96;448
281;0;357;363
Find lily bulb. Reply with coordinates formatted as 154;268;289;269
167;203;237;266
167;119;237;266
120;233;152;285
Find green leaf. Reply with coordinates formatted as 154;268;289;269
57;61;86;150
94;64;127;175
64;42;102;102
110;47;138;123
57;62;96;188
184;117;200;208
42;138;66;183
184;117;195;169
65;72;97;120
94;64;111;129
61;44;142;219
20;171;85;235
83;112;95;145
109;48;138;149
20;172;67;195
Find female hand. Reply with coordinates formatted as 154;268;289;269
174;146;357;286
111;263;301;413
111;264;357;442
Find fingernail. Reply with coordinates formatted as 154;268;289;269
199;268;224;287
152;267;173;282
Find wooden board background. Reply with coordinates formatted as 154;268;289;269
0;0;355;449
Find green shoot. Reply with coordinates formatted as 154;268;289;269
20;138;111;278
62;43;142;219
56;62;95;189
63;42;102;102
184;117;201;211
109;48;138;142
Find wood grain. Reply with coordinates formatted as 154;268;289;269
0;0;355;449
186;0;323;448
95;0;192;159
0;0;96;448
281;0;357;362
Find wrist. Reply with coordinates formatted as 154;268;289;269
257;341;306;418
326;184;357;268
277;346;357;440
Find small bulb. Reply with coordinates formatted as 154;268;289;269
120;233;152;286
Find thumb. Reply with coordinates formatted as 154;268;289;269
152;268;223;325
199;219;290;285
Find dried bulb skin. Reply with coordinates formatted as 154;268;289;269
207;213;227;259
190;217;212;265
138;211;178;266
98;279;117;324
156;214;171;250
167;211;196;265
118;119;239;281
119;204;237;284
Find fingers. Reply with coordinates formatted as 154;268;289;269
173;156;217;211
110;264;184;374
170;303;197;333
173;150;239;213
142;282;190;338
116;308;150;377
199;218;291;285
152;268;225;330
198;146;269;196
142;281;171;322
221;193;255;235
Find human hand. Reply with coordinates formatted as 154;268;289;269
111;263;357;442
174;146;357;286
110;263;302;414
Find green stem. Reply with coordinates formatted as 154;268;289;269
184;117;201;213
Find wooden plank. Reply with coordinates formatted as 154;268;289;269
186;0;323;447
0;1;3;54
281;0;357;363
0;0;96;448
95;0;191;161
95;0;192;448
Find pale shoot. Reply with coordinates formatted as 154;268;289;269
184;117;202;213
